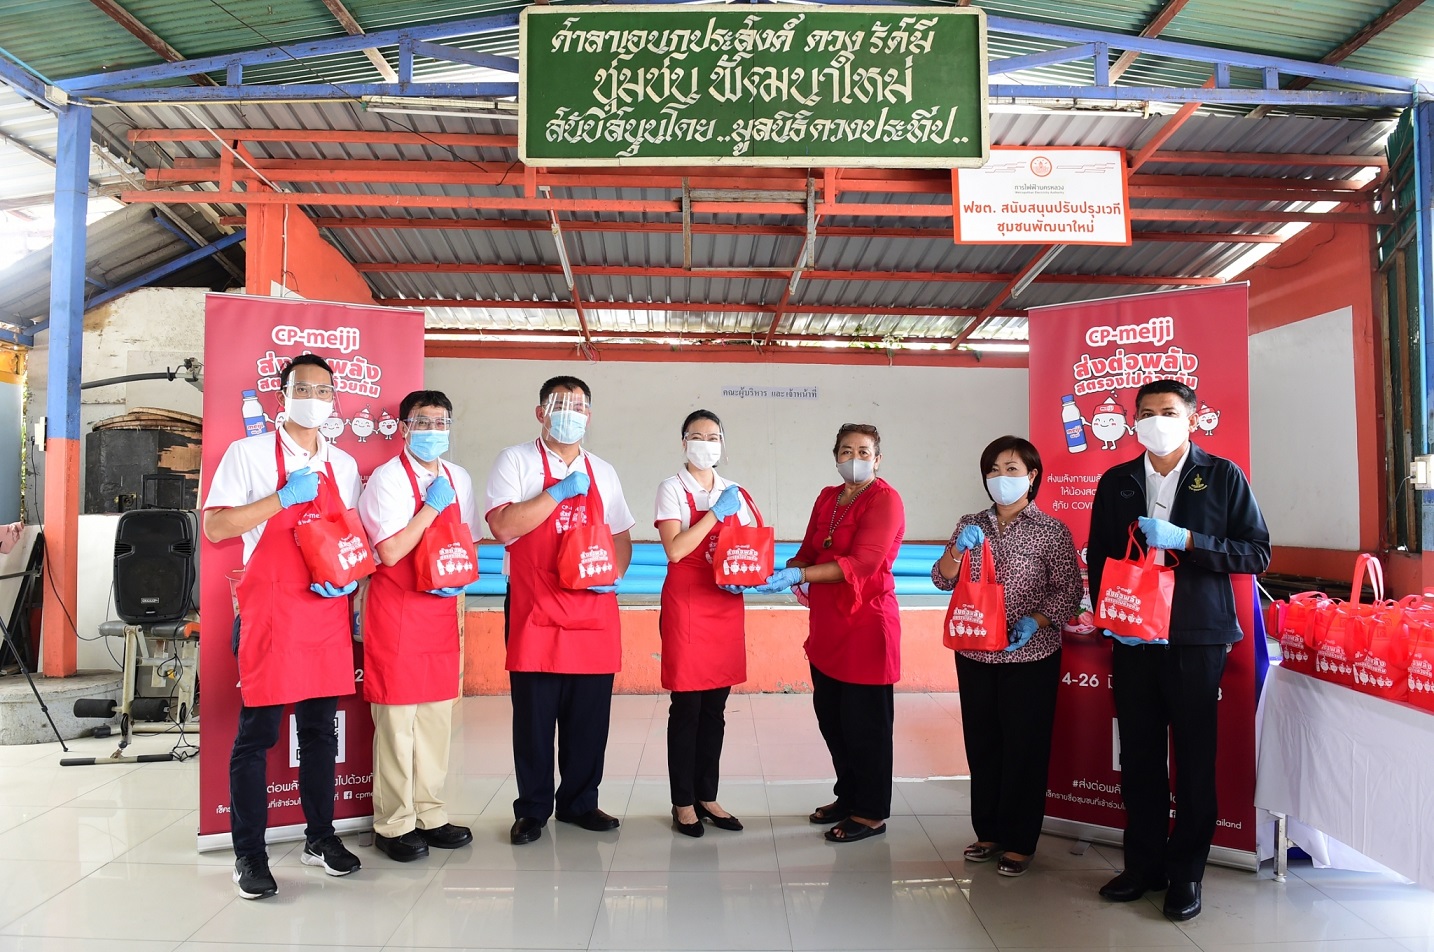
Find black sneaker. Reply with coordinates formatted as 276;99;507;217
234;855;278;900
301;835;362;876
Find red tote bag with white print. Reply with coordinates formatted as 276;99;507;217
713;488;774;586
293;468;375;588
942;541;1008;652
557;467;618;590
1095;524;1176;643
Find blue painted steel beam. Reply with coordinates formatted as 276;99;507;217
150;211;200;249
989;44;1097;77
0;50;54;111
59;13;520;91
46;105;91;441
410;39;519;74
80;81;520;103
989;84;1409;107
1414;101;1434;457
0;327;32;347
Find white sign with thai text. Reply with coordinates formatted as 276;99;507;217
953;147;1131;245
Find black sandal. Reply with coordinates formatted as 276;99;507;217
808;802;851;825
824;818;887;843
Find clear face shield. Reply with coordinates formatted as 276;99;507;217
281;375;342;435
543;390;591;445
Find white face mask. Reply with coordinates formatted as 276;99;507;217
285;397;334;430
837;458;875;484
1135;415;1191;457
986;475;1031;506
685;440;722;471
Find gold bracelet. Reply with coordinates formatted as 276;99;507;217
799;567;807;584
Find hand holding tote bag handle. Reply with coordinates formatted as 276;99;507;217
942;540;1008;652
1095;523;1176;643
713;487;775;586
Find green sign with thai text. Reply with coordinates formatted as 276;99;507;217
519;5;988;167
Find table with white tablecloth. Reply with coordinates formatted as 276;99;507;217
1256;664;1434;888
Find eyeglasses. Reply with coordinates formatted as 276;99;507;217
683;433;723;443
406;417;452;432
289;383;336;401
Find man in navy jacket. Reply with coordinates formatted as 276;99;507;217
1086;380;1270;922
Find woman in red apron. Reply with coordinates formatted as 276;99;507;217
749;423;905;844
655;410;755;837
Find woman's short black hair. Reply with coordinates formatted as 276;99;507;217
833;423;881;457
979;435;1043;502
279;353;333;389
680;409;722;439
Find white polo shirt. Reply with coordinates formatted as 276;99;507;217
203;427;363;563
358;449;478;545
654;468;757;530
485;439;636;535
1143;443;1190;565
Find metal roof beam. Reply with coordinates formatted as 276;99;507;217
424;339;1029;369
409;39;519;74
85;0;217;86
1247;0;1427;119
1108;0;1193;83
317;0;399;83
383;298;1028;320
82;81;519;103
990;44;1099;76
59;12;521;91
0;53;55;111
988;84;1408;107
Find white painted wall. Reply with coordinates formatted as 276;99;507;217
427;358;1030;541
1248;308;1361;550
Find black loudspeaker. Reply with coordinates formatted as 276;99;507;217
113;510;199;624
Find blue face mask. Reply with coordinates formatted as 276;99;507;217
409;431;449;462
547;409;588;445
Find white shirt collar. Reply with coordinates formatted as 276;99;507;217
404;446;442;476
277;423;329;463
537;437;585;467
1143;443;1190;482
676;466;728;497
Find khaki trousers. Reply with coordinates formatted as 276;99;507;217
371;699;454;837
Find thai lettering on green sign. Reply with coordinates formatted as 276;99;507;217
519;5;989;167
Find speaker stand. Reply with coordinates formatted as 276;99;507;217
0;607;69;751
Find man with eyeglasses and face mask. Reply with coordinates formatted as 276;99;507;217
203;353;365;899
484;376;635;845
357;390;477;863
1086;379;1269;922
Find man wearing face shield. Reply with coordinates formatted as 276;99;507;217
203;354;365;899
484;376;636;845
357;390;477;862
1086;380;1270;922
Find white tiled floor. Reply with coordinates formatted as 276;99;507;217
0;692;1431;952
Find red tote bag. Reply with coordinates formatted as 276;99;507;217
1311;554;1384;687
1274;591;1329;674
1095;524;1176;643
557;464;619;590
1406;619;1434;712
294;477;376;588
403;458;479;592
942;540;1008;652
713;488;774;586
1351;611;1410;701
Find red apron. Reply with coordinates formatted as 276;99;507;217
659;487;747;692
361;453;463;705
234;437;357;708
803;480;903;686
505;442;621;674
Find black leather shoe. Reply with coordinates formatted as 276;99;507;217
1099;870;1167;902
419;823;473;849
374;831;429;862
556;808;621;832
1163;881;1202;921
510;817;546;845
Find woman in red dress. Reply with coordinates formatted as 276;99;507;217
750;423;905;842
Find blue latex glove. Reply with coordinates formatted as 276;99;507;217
277;466;319;508
1138;516;1188;551
310;580;357;598
1005;615;1040;652
1103;628;1166;647
427;586;465;597
588;579;620;594
750;567;803;594
719;584;746;595
546;471;591;503
710;484;743;521
952;524;985;554
424;475;456;512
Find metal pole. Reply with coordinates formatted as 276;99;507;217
40;104;91;678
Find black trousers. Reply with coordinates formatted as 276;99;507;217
955;650;1062;856
667;687;731;806
509;670;614;820
810;662;895;821
229;695;339;859
1111;642;1228;883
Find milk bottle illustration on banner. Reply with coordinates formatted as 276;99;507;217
241;389;267;437
1061;394;1087;454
